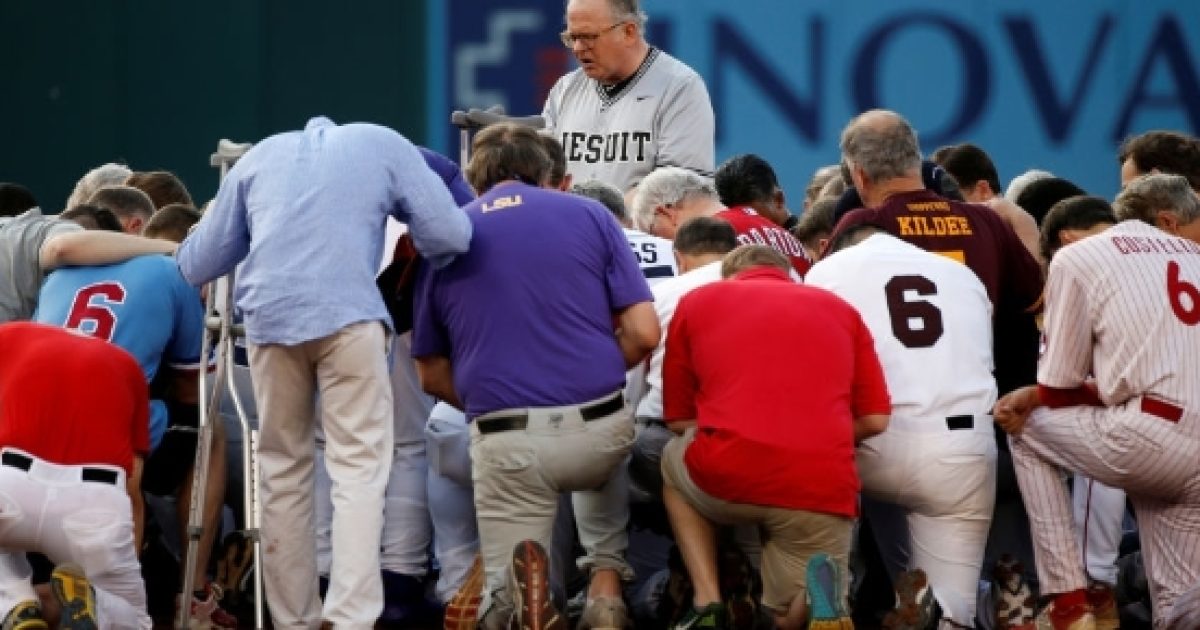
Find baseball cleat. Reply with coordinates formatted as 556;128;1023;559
882;568;937;629
805;553;853;629
510;540;565;630
1;600;47;630
1035;590;1096;630
1085;583;1118;630
443;554;485;630
994;554;1036;630
51;563;98;630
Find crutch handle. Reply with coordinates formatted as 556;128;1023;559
210;140;254;167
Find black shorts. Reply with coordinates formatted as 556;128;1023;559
143;401;199;496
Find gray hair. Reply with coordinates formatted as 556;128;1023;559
606;0;647;29
567;0;648;29
64;162;132;211
631;167;718;232
1004;169;1055;203
840;109;922;182
1113;173;1200;226
572;179;628;222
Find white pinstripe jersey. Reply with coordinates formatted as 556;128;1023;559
806;233;997;425
1039;220;1200;417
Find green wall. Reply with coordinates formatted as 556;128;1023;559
0;1;429;211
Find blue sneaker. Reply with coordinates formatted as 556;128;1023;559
805;553;853;629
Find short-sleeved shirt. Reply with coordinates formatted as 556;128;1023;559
35;255;205;449
807;234;996;426
543;48;715;192
663;267;891;516
716;207;812;277
1039;221;1200;416
0;322;149;475
412;182;653;419
0;208;83;323
827;189;1044;394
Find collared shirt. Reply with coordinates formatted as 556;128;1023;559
176;117;472;345
0;208;82;323
412;182;653;419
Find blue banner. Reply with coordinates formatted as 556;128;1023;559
429;1;1200;202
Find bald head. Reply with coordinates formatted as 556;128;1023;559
840;109;923;207
841;110;922;180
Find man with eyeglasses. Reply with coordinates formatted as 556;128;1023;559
543;0;715;194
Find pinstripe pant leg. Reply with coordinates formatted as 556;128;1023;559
1163;580;1200;630
1131;495;1200;629
1007;407;1090;597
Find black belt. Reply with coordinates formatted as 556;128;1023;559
946;415;974;430
476;392;625;435
636;416;667;428
2;452;120;485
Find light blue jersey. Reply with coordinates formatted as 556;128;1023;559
35;254;205;449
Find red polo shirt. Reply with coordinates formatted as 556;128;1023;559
663;267;890;516
0;322;149;475
716;207;813;277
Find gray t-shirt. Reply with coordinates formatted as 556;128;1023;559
0;208;82;322
542;48;715;193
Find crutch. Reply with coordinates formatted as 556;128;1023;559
449;106;546;167
178;139;264;630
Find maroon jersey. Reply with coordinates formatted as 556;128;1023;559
716;207;812;277
828;189;1042;311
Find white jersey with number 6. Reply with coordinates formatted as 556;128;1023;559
807;232;999;625
807;233;996;424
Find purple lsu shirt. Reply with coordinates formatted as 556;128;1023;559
412;182;652;419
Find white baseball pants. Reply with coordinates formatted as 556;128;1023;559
0;449;151;629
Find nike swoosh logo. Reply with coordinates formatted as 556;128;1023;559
636;95;651;102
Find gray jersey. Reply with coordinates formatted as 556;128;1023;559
0;208;81;323
542;48;714;192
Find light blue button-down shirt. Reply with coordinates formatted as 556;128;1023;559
176;117;472;345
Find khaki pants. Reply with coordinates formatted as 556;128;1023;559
470;392;634;627
661;430;854;613
249;321;394;630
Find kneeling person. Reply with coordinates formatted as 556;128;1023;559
808;224;999;628
661;245;891;629
412;123;660;630
0;322;153;629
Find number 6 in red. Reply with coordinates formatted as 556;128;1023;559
1168;261;1200;326
65;282;126;341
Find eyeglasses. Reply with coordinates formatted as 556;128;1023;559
560;21;627;48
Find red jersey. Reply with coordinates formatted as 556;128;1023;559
0;322;149;474
716;207;812;277
662;267;891;516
